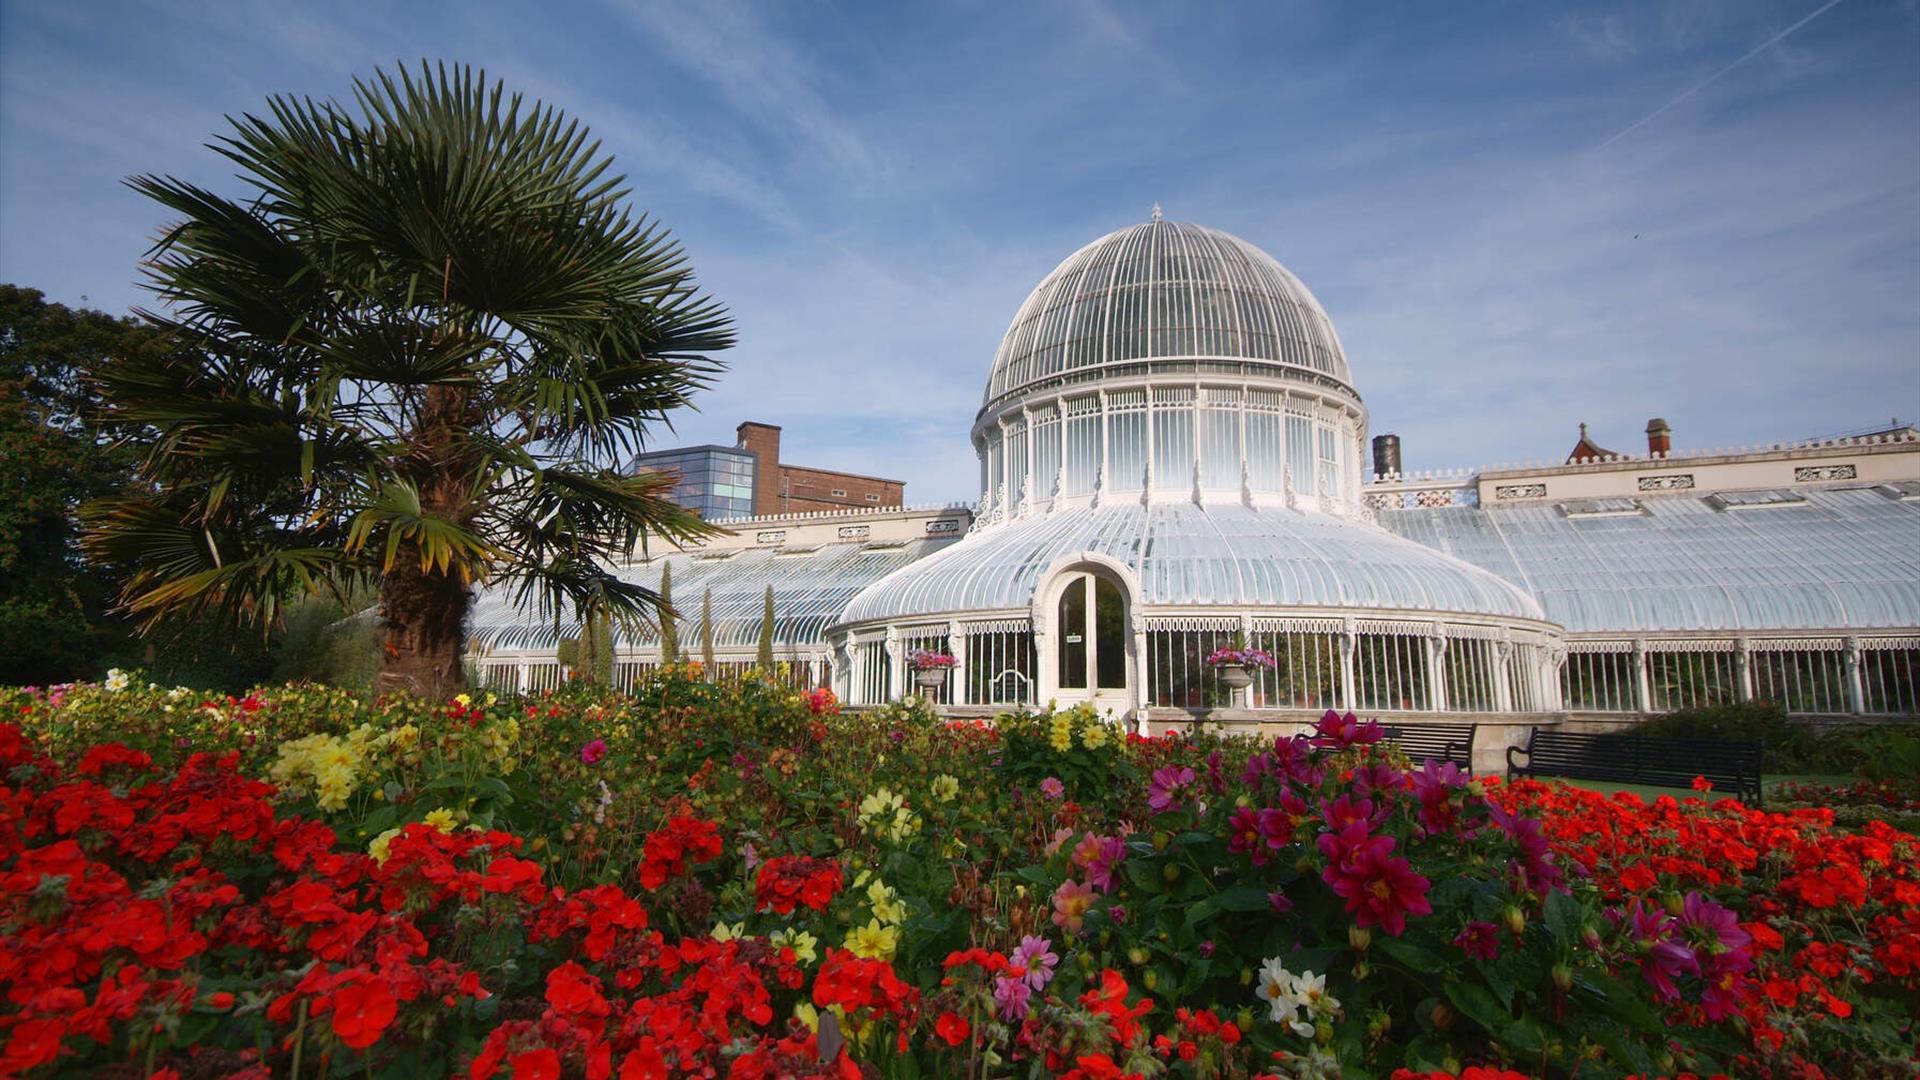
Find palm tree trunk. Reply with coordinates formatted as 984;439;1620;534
377;547;470;697
377;383;478;697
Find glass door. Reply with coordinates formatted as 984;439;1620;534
1054;572;1131;717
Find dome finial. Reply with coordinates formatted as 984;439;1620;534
1150;201;1162;223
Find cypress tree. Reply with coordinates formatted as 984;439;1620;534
757;586;775;670
658;564;679;664
701;587;716;671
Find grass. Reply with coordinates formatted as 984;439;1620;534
1545;773;1862;804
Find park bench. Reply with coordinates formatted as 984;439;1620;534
1380;722;1478;776
1505;728;1763;806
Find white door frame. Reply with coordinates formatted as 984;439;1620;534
1032;552;1141;724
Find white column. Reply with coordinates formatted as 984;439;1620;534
1494;639;1514;713
1132;613;1150;733
949;621;968;707
1845;637;1866;715
1632;640;1652;714
1427;628;1449;713
1735;638;1754;703
1339;620;1358;713
885;628;903;702
849;642;866;705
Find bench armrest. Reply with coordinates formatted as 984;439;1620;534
1505;744;1530;775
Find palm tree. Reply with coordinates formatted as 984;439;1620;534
86;63;731;696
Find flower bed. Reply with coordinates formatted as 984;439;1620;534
3;673;1914;1078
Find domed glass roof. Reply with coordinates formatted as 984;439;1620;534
984;219;1351;407
835;502;1547;627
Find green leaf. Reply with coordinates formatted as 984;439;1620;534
1444;979;1514;1036
1374;934;1447;973
1185;897;1221;927
1543;886;1582;943
1212;884;1273;912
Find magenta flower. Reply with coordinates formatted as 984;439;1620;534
1227;806;1270;866
1318;793;1386;832
579;738;608;765
1623;900;1700;1001
1147;765;1197;813
1039;776;1066;800
1453;920;1500;961
1352;761;1405;799
1312;709;1384;749
1318;823;1432;936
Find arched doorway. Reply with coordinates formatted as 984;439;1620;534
1047;567;1133;719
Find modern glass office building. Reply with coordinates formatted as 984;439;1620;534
629;445;758;520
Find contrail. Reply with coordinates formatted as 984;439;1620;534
1597;0;1848;150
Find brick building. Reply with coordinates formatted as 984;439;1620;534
630;422;906;519
733;422;905;514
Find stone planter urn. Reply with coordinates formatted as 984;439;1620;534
914;668;947;690
1215;663;1255;689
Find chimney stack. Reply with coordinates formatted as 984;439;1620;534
1645;417;1671;457
1371;434;1402;479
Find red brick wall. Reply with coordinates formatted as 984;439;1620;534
775;466;905;513
735;422;783;514
736;420;905;514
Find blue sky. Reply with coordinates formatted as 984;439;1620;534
3;0;1916;503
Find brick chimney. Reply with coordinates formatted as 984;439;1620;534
735;422;782;514
1645;417;1672;457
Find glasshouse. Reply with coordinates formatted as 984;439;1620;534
468;216;1920;737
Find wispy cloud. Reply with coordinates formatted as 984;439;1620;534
602;0;886;185
1597;0;1849;149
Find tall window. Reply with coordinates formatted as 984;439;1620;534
1287;415;1314;497
1065;398;1100;495
1246;406;1285;492
1108;391;1147;489
1317;425;1339;501
1032;406;1061;500
1006;423;1028;510
1200;395;1240;489
1153;390;1194;488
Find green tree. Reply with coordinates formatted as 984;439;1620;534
86;64;732;696
700;586;715;671
757;585;775;670
658;563;679;664
0;286;159;683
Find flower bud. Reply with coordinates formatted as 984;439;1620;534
1127;947;1150;966
1152;831;1170;852
1580;924;1603;952
1429;1003;1455;1031
1662;892;1684;917
1551;963;1573;993
1295;856;1315;874
1240;967;1254;986
1143;970;1159;991
1162;863;1182;883
1366;1010;1391;1039
1348;926;1372;953
1352;961;1370;980
1237;1007;1256;1031
1502;904;1527;937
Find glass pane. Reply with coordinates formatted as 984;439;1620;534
1058;577;1088;689
1095;576;1127;689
